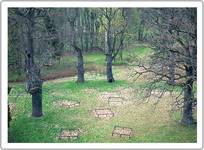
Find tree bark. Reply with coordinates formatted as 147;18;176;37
181;66;194;125
77;50;85;83
167;52;175;85
69;9;85;83
106;54;114;82
119;41;124;61
138;20;144;42
25;9;43;117
26;64;43;117
31;88;42;117
106;18;115;83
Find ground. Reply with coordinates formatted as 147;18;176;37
8;46;197;143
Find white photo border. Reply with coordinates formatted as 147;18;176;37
1;1;203;149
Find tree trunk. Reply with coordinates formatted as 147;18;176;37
26;65;43;117
85;33;89;52
77;50;84;83
106;19;115;83
85;8;90;52
31;88;42;117
90;13;95;49
181;66;194;125
120;42;124;61
25;9;43;117
138;19;144;42
167;52;175;85
168;64;175;85
104;31;108;61
106;54;114;82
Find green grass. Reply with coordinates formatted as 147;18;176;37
9;77;196;143
112;47;151;66
123;46;151;58
8;46;196;143
9;79;129;143
84;52;105;65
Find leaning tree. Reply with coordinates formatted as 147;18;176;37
133;8;197;125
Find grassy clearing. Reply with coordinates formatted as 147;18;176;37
9;76;196;143
8;46;196;143
8;47;150;82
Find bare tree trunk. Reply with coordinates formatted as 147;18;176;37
138;18;144;42
106;19;115;82
77;50;84;83
85;33;89;52
106;54;114;82
26;64;43;117
104;31;108;61
168;64;175;84
167;52;175;85
31;88;42;117
120;42;124;61
26;9;43;117
69;8;85;83
181;66;194;125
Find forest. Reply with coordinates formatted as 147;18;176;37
8;8;197;143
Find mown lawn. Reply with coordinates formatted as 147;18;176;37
8;46;196;143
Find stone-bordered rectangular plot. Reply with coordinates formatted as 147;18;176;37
93;108;114;119
99;92;121;101
108;97;124;106
59;129;80;140
150;90;171;97
53;100;80;108
112;126;133;139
